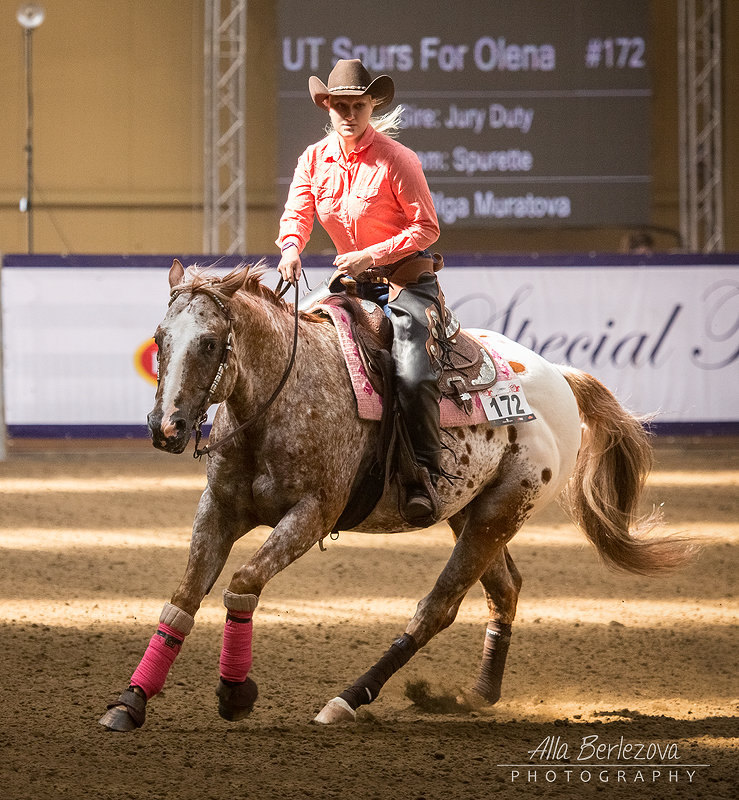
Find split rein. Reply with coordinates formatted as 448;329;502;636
167;278;300;459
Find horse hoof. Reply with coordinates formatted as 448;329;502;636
98;705;140;732
313;697;356;724
99;687;147;731
216;677;258;721
456;687;499;710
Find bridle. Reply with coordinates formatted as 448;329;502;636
165;278;300;459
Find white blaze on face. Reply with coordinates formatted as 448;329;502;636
159;310;203;438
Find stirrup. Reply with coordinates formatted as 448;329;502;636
403;492;436;524
400;471;440;526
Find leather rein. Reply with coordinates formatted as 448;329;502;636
167;278;300;459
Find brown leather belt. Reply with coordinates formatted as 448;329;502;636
361;252;444;287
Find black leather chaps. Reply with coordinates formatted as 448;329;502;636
356;271;444;480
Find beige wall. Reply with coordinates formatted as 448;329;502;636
0;0;206;254
723;1;739;250
0;0;735;255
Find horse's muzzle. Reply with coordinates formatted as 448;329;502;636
147;409;191;454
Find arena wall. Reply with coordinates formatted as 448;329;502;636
2;253;736;437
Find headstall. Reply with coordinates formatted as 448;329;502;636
166;279;299;459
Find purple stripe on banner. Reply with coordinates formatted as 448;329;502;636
8;425;152;439
3;253;738;270
1;254;258;269
644;421;739;436
7;422;738;438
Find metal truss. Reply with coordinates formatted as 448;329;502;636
678;0;724;252
203;0;247;255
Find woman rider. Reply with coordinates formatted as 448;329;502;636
277;59;445;525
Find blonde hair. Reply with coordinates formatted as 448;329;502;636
371;104;404;137
323;101;405;139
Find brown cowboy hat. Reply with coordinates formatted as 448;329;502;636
309;59;394;112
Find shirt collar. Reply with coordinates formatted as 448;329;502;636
325;125;376;162
352;125;376;155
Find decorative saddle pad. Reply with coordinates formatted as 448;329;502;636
318;303;535;428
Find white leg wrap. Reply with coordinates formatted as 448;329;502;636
159;602;195;635
223;589;259;613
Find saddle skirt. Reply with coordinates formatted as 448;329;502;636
315;295;524;428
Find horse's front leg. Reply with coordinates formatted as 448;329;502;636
99;486;251;731
214;494;331;722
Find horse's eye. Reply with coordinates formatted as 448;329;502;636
205;339;218;352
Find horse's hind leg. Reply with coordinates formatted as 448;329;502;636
448;509;522;707
315;481;532;723
463;545;522;707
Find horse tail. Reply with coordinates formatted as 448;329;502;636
558;367;695;575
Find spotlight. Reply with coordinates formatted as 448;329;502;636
16;4;45;29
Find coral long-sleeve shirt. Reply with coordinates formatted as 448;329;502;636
277;126;439;267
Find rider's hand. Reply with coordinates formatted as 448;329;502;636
334;250;373;278
278;247;302;284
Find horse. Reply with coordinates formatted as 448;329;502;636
99;259;692;731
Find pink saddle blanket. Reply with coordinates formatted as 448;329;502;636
319;303;516;428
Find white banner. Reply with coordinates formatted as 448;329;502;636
2;257;737;432
3;267;169;429
444;264;738;424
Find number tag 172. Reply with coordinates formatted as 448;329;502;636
479;380;537;427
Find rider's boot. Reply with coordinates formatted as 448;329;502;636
388;273;444;527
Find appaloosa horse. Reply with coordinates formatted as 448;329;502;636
99;260;692;731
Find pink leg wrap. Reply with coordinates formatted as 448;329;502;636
219;610;253;683
130;623;185;699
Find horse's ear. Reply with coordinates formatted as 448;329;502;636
169;258;185;289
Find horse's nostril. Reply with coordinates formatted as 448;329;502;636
173;417;187;433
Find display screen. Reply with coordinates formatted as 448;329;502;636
277;0;651;229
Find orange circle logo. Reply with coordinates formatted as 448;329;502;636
135;339;159;386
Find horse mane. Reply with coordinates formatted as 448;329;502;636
181;260;284;310
176;260;324;323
